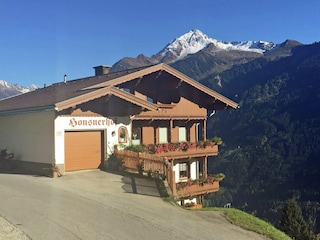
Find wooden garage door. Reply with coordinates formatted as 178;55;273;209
65;131;103;171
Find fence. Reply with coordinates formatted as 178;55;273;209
115;149;177;195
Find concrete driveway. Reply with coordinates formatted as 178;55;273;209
0;171;269;240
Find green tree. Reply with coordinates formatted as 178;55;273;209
279;199;315;240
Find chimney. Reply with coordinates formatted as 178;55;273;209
93;65;111;76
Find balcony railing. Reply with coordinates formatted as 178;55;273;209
175;177;222;199
153;145;218;159
115;149;164;172
114;140;222;199
123;140;220;159
115;143;218;172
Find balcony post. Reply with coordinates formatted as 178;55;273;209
200;195;204;204
153;126;156;144
171;167;177;197
203;156;208;178
203;119;207;141
169;119;173;143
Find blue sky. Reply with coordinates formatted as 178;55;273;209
1;0;320;86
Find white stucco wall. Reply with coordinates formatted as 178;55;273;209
54;115;131;165
190;161;199;180
0;110;55;164
173;164;179;181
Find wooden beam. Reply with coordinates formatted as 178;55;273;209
169;119;173;143
203;156;208;179
203;119;207;141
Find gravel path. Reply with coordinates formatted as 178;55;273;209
0;216;30;240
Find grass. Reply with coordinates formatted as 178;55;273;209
202;207;291;240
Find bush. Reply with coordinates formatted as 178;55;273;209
124;144;146;153
212;136;222;144
214;173;226;180
105;153;124;171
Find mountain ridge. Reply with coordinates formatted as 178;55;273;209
0;80;37;99
110;29;301;80
154;29;278;63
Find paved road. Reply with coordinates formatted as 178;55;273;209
0;171;269;240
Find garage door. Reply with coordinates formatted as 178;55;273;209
65;131;103;171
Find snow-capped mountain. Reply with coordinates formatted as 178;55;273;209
153;29;277;63
111;29;282;73
0;80;38;99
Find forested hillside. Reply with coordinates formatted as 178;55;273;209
203;42;320;233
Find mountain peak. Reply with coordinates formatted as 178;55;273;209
153;29;277;64
0;80;38;99
154;29;212;63
0;80;11;88
177;29;211;44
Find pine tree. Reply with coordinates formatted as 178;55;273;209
279;199;315;240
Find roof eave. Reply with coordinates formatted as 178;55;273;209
0;105;55;116
161;64;239;109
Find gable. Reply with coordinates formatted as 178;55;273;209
136;96;206;120
83;64;239;110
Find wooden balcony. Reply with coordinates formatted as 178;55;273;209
114;142;222;200
154;145;218;159
115;142;219;165
176;178;221;199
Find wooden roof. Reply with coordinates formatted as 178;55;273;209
0;63;238;116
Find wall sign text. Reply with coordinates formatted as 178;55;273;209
68;117;114;128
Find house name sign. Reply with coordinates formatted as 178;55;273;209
68;117;115;128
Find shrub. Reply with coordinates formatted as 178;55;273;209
212;136;222;144
214;173;226;180
124;144;146;153
106;153;124;171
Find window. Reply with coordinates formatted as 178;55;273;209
118;126;128;143
179;127;187;142
179;163;187;178
132;127;141;145
159;127;168;143
132;127;141;140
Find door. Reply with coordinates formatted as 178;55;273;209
65;131;103;171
